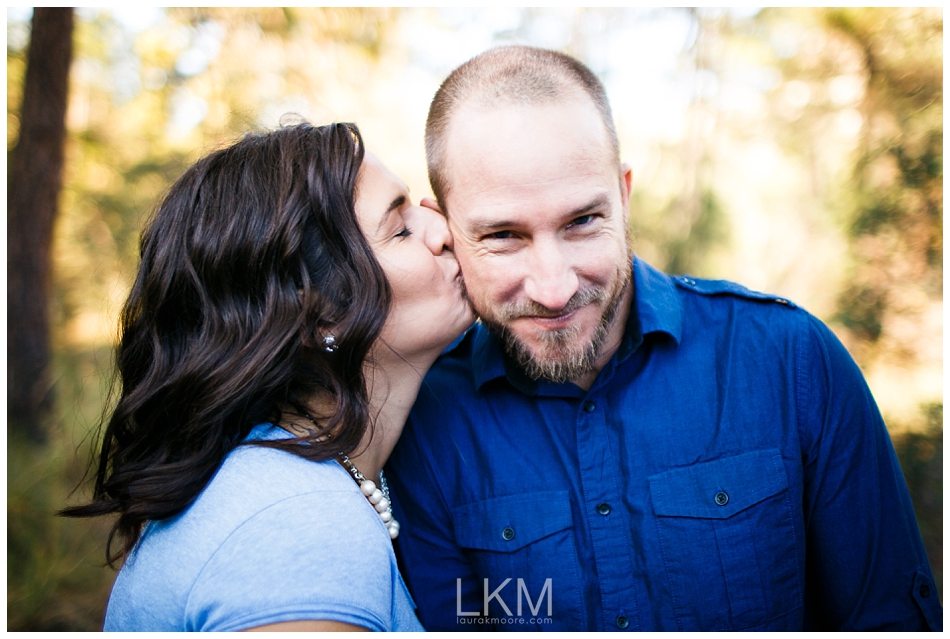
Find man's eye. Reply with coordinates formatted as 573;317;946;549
395;227;412;238
569;215;593;228
488;230;513;240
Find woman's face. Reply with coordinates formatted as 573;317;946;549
355;152;474;362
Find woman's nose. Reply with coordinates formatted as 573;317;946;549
419;205;453;255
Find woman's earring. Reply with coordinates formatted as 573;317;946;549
323;335;338;353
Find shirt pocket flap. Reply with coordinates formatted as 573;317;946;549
649;449;788;519
453;490;572;552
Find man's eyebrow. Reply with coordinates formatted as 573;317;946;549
468;193;612;236
376;194;406;233
568;193;611;219
468;218;520;236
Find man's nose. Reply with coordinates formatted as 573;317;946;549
523;239;578;311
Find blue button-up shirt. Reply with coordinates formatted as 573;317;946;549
387;258;940;631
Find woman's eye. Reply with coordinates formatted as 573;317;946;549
395;227;412;239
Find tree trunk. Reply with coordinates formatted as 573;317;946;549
8;8;74;442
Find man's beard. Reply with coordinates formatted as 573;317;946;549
472;262;631;384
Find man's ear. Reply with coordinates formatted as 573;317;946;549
420;196;444;217
620;163;633;218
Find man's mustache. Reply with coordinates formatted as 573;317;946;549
495;287;607;322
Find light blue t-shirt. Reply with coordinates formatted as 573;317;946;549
104;424;423;631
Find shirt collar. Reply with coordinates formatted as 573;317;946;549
631;256;683;347
472;256;683;392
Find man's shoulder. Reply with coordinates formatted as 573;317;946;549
635;269;849;369
670;273;798;309
665;272;855;378
667;272;811;337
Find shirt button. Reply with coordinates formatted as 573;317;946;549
583;401;596;413
920;584;931;598
596;503;611;516
714;491;729;506
616;615;629;629
501;526;515;541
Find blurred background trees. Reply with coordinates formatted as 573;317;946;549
7;7;941;629
8;8;73;442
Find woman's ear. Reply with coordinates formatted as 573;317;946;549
321;334;339;353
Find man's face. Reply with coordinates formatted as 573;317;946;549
440;97;633;383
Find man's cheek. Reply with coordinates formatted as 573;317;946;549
478;272;522;306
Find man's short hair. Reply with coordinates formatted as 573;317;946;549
425;45;621;211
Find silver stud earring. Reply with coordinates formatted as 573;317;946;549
323;335;338;353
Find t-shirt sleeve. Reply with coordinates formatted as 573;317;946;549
184;490;395;632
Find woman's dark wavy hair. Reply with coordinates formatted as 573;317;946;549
61;122;391;566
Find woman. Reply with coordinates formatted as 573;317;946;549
63;122;474;631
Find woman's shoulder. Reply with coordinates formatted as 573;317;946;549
106;424;392;631
182;484;397;630
172;424;366;540
216;423;354;495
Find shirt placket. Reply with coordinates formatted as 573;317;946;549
575;392;640;631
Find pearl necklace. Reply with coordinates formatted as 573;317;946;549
293;411;400;539
339;454;400;540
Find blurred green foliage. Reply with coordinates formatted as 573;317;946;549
663;189;730;278
8;347;117;631
825;9;942;350
892;402;943;600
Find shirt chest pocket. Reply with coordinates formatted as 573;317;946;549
453;491;583;628
648;449;802;630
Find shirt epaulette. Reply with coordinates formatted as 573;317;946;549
673;275;798;308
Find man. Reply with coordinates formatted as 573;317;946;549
386;46;940;631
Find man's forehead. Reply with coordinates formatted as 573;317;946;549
441;98;616;205
447;96;609;147
455;170;612;208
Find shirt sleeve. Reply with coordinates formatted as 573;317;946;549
387;417;482;631
797;314;941;630
184;490;396;632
